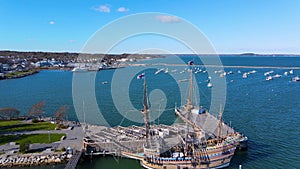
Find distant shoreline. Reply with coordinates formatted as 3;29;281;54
0;51;165;80
1;50;300;57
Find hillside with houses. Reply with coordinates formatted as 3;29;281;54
0;51;162;79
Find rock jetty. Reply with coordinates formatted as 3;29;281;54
0;152;71;168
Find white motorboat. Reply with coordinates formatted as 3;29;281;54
264;70;274;76
164;68;169;73
72;67;88;72
154;68;164;75
249;70;257;74
266;76;273;81
292;76;300;82
273;74;282;78
207;82;213;88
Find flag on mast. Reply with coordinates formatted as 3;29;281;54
188;60;194;65
137;73;145;79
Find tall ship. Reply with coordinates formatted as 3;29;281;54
82;64;247;169
138;66;246;169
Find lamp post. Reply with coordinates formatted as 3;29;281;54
48;130;50;142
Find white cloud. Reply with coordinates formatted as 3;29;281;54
155;15;181;23
49;21;55;25
69;40;76;43
117;7;129;12
94;5;111;13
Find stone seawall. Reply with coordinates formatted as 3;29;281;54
0;152;71;168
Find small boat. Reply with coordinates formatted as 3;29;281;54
220;72;226;77
227;71;233;75
194;69;202;74
71;67;88;72
237;70;241;74
290;70;294;74
207;82;213;88
284;72;288;76
214;70;223;74
292;76;300;82
242;73;248;78
264;70;274;76
171;69;177;73
273;74;282;78
155;68;164;75
164;68;169;73
178;79;189;82
102;81;108;84
266;76;273;81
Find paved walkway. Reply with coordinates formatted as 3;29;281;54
0;125;84;155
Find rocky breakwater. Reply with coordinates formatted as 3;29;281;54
0;152;72;168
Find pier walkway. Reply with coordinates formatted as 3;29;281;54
64;150;82;169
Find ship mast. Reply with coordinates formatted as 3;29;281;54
142;77;150;147
217;104;223;139
185;67;193;151
186;69;193;111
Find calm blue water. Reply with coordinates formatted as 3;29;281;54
1;55;300;169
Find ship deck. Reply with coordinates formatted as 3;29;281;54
177;109;236;139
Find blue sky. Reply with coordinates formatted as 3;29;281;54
0;0;300;54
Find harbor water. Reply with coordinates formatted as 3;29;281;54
1;55;300;169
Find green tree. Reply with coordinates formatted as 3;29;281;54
19;140;31;153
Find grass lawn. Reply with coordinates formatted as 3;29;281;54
4;70;37;78
0;120;21;127
0;121;56;132
0;133;66;145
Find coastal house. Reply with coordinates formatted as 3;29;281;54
116;58;129;62
11;64;27;71
2;64;10;71
34;59;63;68
35;60;51;67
